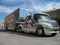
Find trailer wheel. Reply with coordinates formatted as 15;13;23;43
36;28;44;36
5;27;8;30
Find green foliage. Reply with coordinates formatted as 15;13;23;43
53;16;60;26
54;16;60;21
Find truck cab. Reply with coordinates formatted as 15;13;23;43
18;13;59;36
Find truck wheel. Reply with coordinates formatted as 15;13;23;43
36;28;44;36
18;27;22;32
51;33;57;36
5;27;8;30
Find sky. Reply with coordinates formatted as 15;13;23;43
0;0;60;22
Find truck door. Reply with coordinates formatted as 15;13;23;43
24;15;36;32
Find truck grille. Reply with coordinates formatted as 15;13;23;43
52;22;59;27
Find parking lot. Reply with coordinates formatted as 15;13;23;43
0;29;60;45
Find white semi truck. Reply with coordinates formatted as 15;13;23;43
18;13;59;36
4;8;59;36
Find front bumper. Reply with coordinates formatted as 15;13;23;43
50;30;59;33
44;27;59;35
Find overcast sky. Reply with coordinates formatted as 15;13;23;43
0;0;60;22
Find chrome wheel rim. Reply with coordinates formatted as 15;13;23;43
38;29;42;35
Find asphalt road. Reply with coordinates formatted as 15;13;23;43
0;29;60;45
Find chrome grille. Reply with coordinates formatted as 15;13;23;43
51;22;59;27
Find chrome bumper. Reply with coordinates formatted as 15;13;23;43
44;27;59;35
50;31;59;33
50;27;59;33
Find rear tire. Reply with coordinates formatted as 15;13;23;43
5;27;8;30
36;28;44;36
17;27;22;32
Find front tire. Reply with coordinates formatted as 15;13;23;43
36;28;44;36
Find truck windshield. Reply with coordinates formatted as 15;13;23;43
34;14;51;20
34;14;51;22
40;15;51;20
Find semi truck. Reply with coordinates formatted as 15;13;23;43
4;8;59;36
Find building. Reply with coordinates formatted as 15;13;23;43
0;22;4;28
